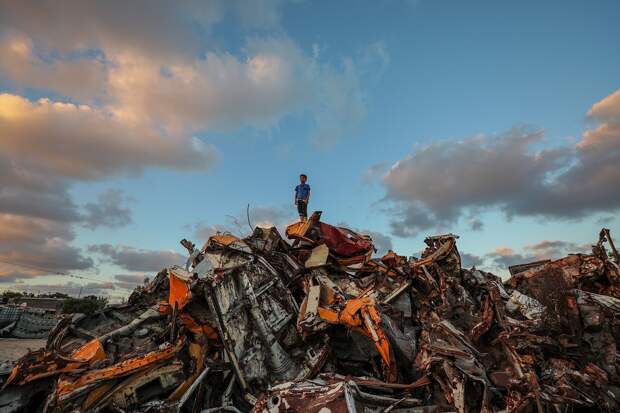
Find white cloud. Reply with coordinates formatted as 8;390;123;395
88;244;185;272
460;252;483;268
0;0;223;60
381;89;620;236
82;190;132;230
0;93;217;180
0;33;107;101
0;214;94;282
468;218;484;231
0;2;375;145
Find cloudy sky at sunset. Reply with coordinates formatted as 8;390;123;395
1;0;618;300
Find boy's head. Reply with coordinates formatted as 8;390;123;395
299;174;307;183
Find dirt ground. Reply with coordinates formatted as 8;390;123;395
0;338;46;361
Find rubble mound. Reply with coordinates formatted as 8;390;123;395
1;211;619;412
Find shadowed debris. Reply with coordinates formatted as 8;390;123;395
1;212;620;412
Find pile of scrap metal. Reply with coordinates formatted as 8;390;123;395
1;211;620;413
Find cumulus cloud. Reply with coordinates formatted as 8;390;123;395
0;0;223;60
461;252;483;268
82;190;132;230
108;39;304;132
0;214;73;248
88;244;184;272
386;203;437;238
0;183;80;223
468;218;484;231
0;33;107;101
364;161;389;183
0;0;375;172
0;2;373;144
0;154;134;282
103;37;366;144
588;89;620;121
0;271;38;284
381;89;620;237
0;0;286;61
1;156;132;229
0;151;157;282
0;155;82;223
523;240;590;257
0;94;217;180
0;214;93;282
0;89;214;281
597;216;615;225
485;240;591;269
486;247;533;268
383;127;567;236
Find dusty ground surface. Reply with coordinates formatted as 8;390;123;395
0;338;46;361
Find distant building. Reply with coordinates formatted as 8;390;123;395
10;297;64;311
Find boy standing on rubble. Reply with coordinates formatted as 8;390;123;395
294;174;311;221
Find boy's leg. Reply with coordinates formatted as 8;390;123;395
297;200;307;221
297;200;305;221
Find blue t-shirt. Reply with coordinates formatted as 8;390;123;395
295;183;311;201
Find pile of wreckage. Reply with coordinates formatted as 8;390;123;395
1;210;620;412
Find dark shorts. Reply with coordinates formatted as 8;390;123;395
297;200;308;217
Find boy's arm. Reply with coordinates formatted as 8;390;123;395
293;188;297;204
306;188;311;202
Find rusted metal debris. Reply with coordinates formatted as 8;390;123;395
1;212;620;412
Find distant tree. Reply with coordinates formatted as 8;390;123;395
2;291;24;299
62;296;108;315
1;290;23;304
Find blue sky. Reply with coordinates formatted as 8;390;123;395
0;0;618;300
